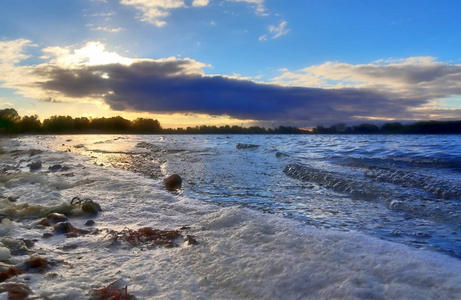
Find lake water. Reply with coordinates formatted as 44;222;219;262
0;134;460;299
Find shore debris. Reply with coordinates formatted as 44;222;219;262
71;197;102;215
106;227;182;248
164;174;182;191
0;264;23;283
24;256;48;272
0;282;32;299
89;281;134;300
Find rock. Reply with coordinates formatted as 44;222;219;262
74;144;84;149
42;233;53;239
29;161;42;170
185;235;198;245
53;222;74;234
6;196;17;203
85;220;95;226
38;219;51;227
46;213;68;224
164;174;182;191
82;201;102;214
48;164;62;171
0;247;10;262
236;143;259;149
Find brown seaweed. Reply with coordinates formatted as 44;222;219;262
106;227;182;248
88;281;134;300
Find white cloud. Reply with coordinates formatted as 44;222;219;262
268;21;289;39
259;20;289;41
120;0;188;26
0;39;35;64
41;42;133;67
258;35;267;42
88;12;115;17
90;26;124;32
274;57;461;102
0;39;208;104
192;0;209;7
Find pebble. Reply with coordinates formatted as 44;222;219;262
46;213;68;224
164;174;182;191
29;161;42;171
53;222;74;234
42;233;53;239
48;164;62;171
85;220;95;226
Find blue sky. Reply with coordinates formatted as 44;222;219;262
1;0;460;127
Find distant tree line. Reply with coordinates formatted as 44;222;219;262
312;121;461;134
0;108;161;134
162;125;305;134
1;108;461;134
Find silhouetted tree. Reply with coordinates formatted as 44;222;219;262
74;117;91;132
131;118;162;133
381;122;404;133
352;123;380;134
0;108;20;133
19;115;41;133
42;116;75;133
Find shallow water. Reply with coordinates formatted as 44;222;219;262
1;134;461;299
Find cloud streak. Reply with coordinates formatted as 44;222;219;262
260;21;289;41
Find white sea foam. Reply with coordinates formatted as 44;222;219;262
0;136;460;299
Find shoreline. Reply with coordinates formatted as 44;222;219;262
0;136;460;299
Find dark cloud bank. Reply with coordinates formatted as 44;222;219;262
36;60;433;124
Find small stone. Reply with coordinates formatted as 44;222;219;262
6;196;17;203
48;164;62;171
85;220;95;226
185;235;198;245
29;161;42;171
164;174;182;191
38;219;51;227
42;233;53;239
0;272;9;283
23;240;35;249
82;201;102;214
46;213;68;224
53;222;74;233
66;232;79;238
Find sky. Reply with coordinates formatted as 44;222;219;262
1;0;461;128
